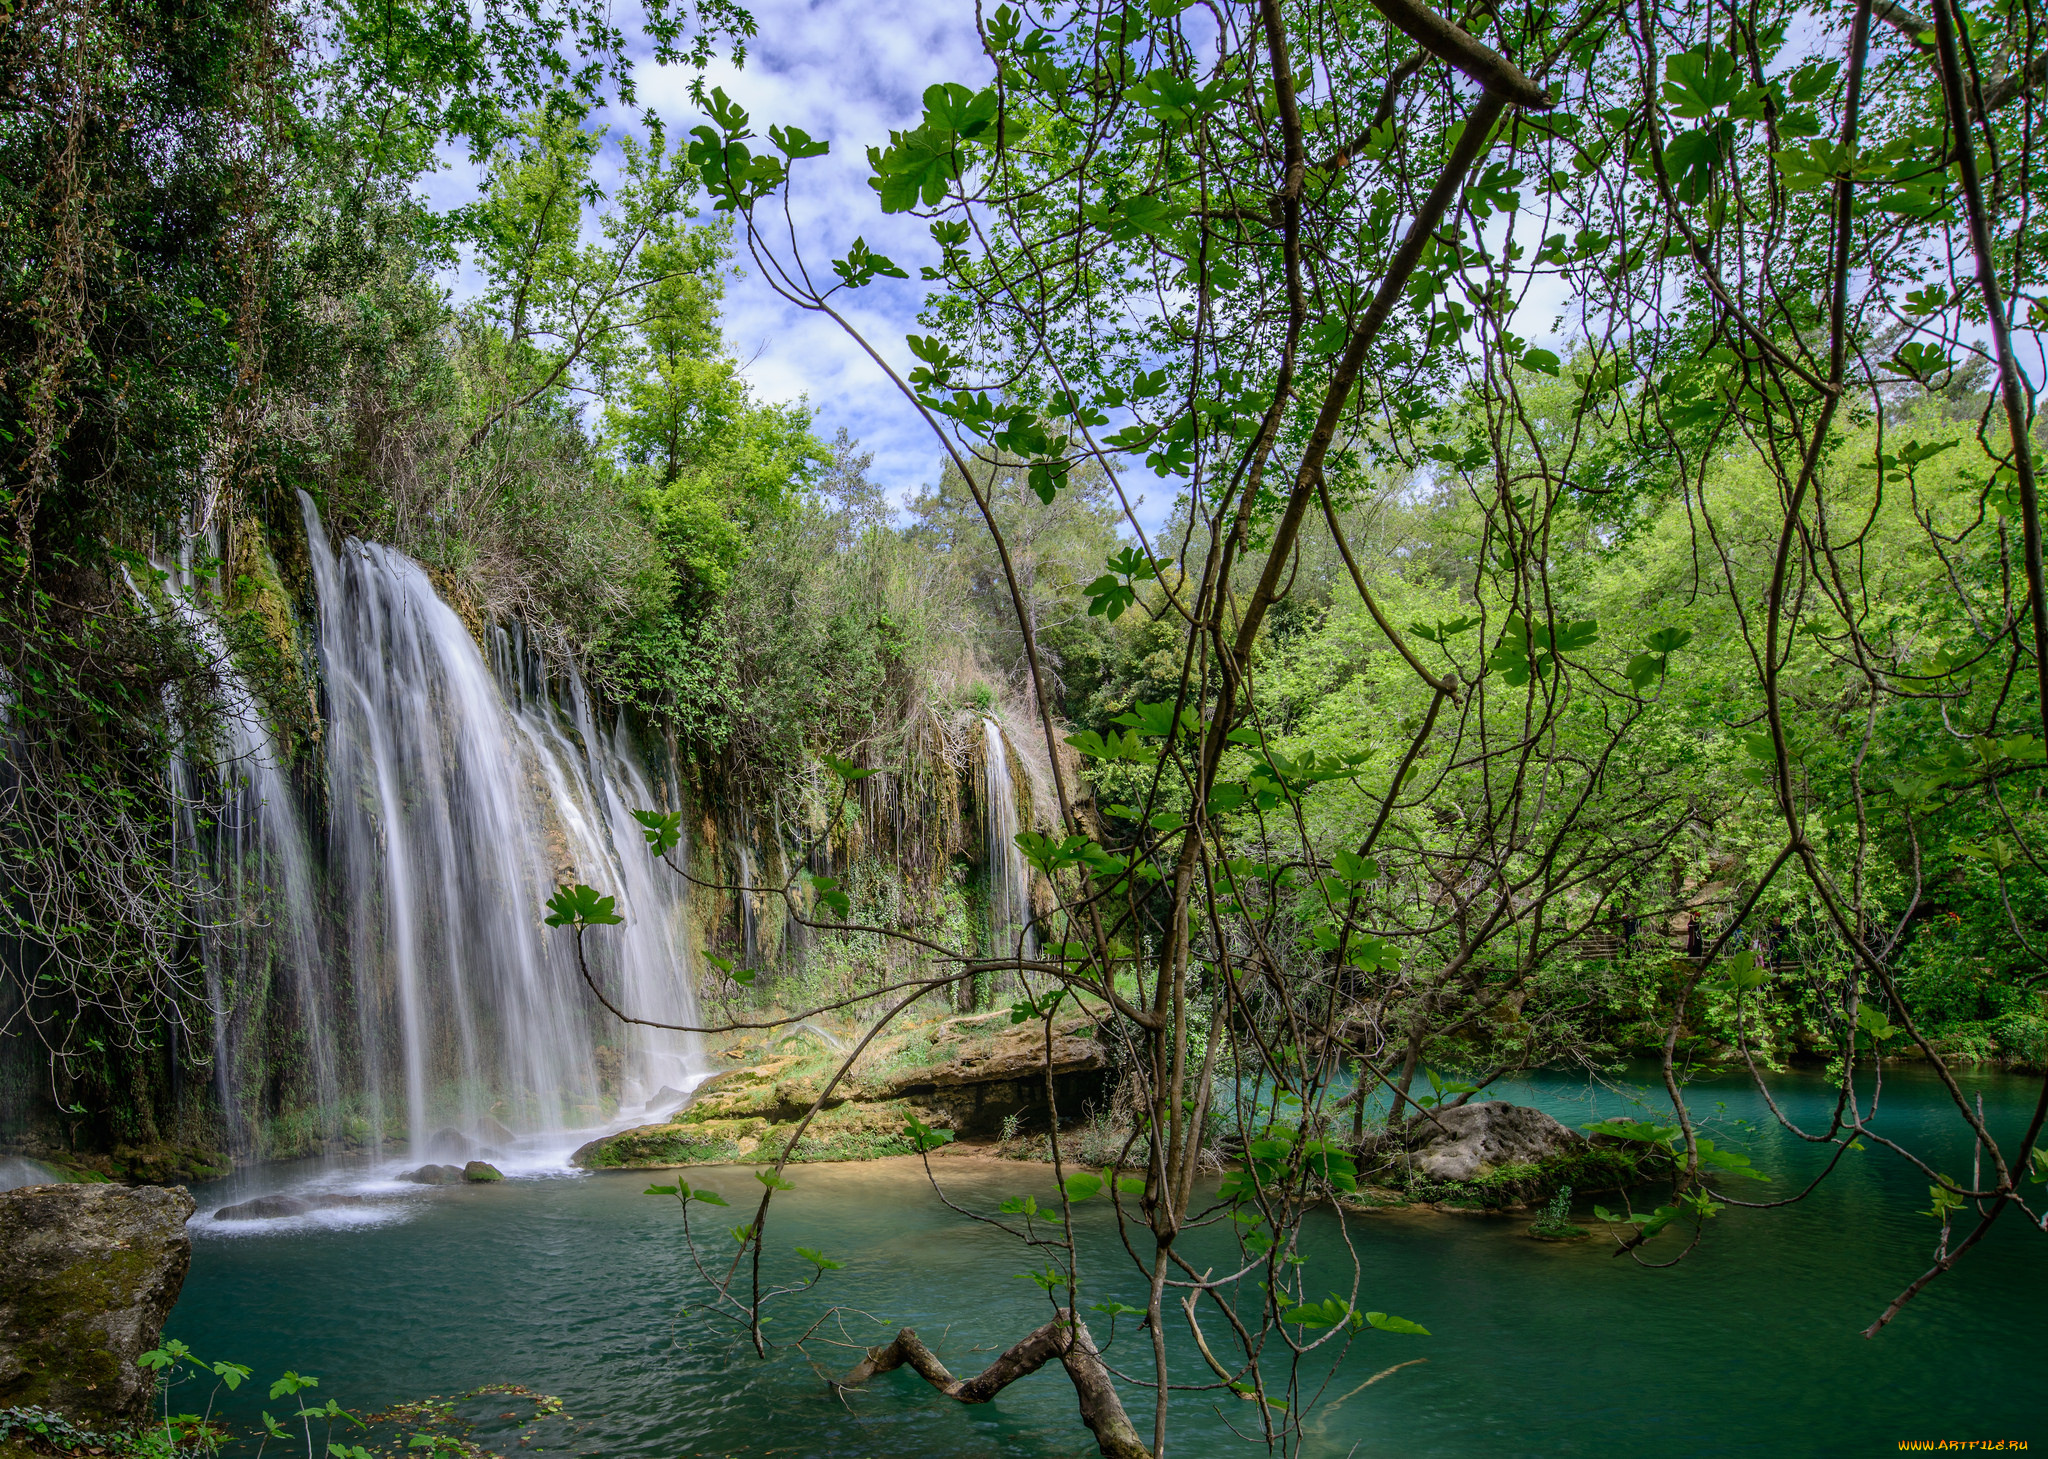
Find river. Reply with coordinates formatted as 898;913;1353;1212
164;1061;2045;1457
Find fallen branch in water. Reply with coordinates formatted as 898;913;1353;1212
833;1310;1147;1459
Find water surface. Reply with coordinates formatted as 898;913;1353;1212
167;1064;2047;1457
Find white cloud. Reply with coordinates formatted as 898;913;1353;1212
636;0;994;515
423;0;1185;540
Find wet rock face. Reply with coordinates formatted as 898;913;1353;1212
1389;1101;1585;1182
462;1161;504;1183
398;1164;466;1186
0;1183;195;1422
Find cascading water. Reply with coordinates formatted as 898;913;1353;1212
981;718;1036;962
299;493;701;1154
150;550;338;1151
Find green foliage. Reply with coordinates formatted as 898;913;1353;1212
543;884;623;928
631;809;685;857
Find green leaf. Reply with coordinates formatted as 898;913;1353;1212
821;752;884;783
1662;47;1746;118
1365;1311;1430;1335
544;883;623;928
1331;849;1378;884
1062;1172;1104;1203
1624;653;1667;691
1583;1117;1680;1146
795;1247;845;1270
768;124;830;159
630;808;683;856
1521;347;1561;376
1664;122;1732;202
1279;1296;1355;1329
808;874;851;919
831;236;909;288
755;1169;795;1191
1892;342;1954;381
1721;949;1764;991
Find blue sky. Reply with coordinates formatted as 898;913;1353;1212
635;0;989;516
421;0;1191;533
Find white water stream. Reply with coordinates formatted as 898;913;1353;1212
151;548;337;1149
299;494;702;1160
981;718;1036;963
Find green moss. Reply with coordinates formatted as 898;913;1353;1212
577;1096;936;1170
1378;1146;1662;1211
577;1123;751;1169
0;1246;157;1412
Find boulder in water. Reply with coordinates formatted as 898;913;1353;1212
0;1183;195;1422
399;1164;465;1186
1383;1101;1584;1182
424;1128;475;1159
214;1192;367;1220
646;1085;692;1113
462;1161;504;1183
215;1195;313;1221
472;1116;517;1146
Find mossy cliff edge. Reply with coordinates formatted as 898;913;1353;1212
572;1010;1110;1170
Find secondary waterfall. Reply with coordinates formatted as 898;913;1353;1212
154;549;337;1149
300;494;700;1154
981;718;1036;961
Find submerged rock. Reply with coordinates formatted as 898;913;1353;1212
472;1116;516;1146
214;1193;366;1220
399;1164;465;1186
462;1161;504;1183
424;1128;475;1159
0;1183;195;1422
215;1195;312;1221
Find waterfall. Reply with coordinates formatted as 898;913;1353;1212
736;838;759;969
981;718;1036;962
299;494;701;1154
150;551;338;1151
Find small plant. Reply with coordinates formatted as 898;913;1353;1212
1528;1184;1588;1241
998;1112;1020;1147
0;1406;159;1456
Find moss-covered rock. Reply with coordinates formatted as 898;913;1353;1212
1357;1102;1669;1212
0;1184;195;1422
574;1009;1113;1171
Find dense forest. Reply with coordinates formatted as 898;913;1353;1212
2;0;2045;1448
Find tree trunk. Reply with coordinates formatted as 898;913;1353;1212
835;1310;1149;1459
